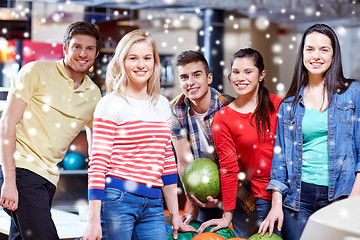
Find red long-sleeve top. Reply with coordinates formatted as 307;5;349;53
212;94;282;210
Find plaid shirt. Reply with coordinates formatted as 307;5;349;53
170;87;255;215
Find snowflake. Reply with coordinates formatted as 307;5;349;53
152;164;160;171
28;128;37;136
202;176;210;184
248;5;256;15
105;177;112;184
274;146;282;154
336;26;347;37
69;144;76;151
238;172;246;181
26;155;35;163
42;104;50;112
207;145;214;154
272;43;282;53
184;152;193;163
259;159;268;168
25;230;33;237
273;56;283;65
255;16;269;31
13;151;21;160
180;128;187;137
277;83;285;91
23;111;32;119
304;7;314;16
177;187;183;195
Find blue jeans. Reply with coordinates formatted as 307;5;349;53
232;200;258;238
282;181;335;240
101;188;167;240
255;198;282;238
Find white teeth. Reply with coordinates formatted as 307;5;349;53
188;88;199;92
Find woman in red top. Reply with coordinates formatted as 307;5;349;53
200;48;282;237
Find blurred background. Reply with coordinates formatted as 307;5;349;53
0;0;360;225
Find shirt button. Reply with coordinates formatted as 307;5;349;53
299;158;301;161
298;143;301;146
330;115;332;117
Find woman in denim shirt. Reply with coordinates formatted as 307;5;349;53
259;24;360;240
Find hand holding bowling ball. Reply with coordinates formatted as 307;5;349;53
182;158;220;202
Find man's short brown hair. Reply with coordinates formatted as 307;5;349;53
63;21;102;52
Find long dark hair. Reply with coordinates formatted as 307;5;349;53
285;23;355;106
230;48;275;139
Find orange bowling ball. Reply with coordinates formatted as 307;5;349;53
192;232;225;240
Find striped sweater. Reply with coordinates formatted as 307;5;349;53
88;92;178;200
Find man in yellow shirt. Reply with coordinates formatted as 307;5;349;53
0;21;102;240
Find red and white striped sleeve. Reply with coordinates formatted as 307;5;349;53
87;117;117;200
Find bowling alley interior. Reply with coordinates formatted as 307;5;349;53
1;0;360;239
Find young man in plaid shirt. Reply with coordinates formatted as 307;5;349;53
170;50;257;238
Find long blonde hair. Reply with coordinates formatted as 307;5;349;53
105;29;161;105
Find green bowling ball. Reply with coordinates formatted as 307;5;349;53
167;221;201;240
167;220;236;240
248;232;283;240
167;229;198;240
182;158;220;202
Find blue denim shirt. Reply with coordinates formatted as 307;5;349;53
267;81;360;211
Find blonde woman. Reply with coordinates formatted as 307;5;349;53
83;30;194;240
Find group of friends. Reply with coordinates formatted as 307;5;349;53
0;20;359;240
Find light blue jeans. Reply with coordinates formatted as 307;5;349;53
101;187;167;240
